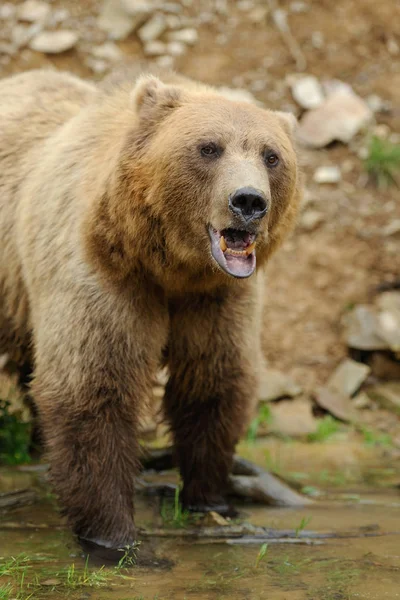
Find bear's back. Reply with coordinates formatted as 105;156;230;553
0;70;97;348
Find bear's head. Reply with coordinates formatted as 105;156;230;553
108;75;301;288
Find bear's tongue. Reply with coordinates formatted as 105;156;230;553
209;227;257;279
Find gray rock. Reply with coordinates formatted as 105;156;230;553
143;40;167;56
327;358;371;397
17;0;50;23
258;368;302;402
376;292;400;353
92;42;123;62
300;210;324;231
367;383;400;416
313;165;341;184
98;0;150;40
167;28;198;45
138;13;167;43
382;219;400;238
290;75;324;110
341;305;388;351
0;3;16;20
314;386;357;422
29;30;79;53
297;89;373;148
166;40;186;56
269;397;318;436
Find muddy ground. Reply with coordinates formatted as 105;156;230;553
1;0;400;598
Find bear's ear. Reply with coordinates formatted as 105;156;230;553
131;74;183;117
275;111;298;137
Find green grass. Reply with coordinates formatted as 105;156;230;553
360;426;393;448
254;543;268;568
160;486;191;528
364;135;400;188
294;516;312;537
0;399;31;465
246;404;272;442
0;584;12;600
307;416;341;443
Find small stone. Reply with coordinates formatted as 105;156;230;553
51;8;69;24
92;42;123;62
298;88;372;148
269;397;318;436
155;55;175;68
382;220;400;238
167;28;198;45
138;13;167;43
367;383;400;416
11;23;40;48
300;210;324;231
218;87;258;105
203;511;229;526
85;57;108;74
314;387;357;422
376;292;400;352
327;358;371;397
366;94;386;113
387;38;399;56
98;0;150;40
166;41;186;56
313;166;341;184
290;75;324;110
17;0;50;23
143;40;167;56
41;579;61;586
162;3;183;13
165;15;182;28
290;1;309;12
29;30;79;53
353;392;372;409
311;31;324;48
342;305;389;352
0;3;16;19
237;0;254;11
258;368;302;402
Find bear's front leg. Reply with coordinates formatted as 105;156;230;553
164;286;259;512
31;285;168;557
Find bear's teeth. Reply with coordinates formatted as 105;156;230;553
225;248;247;256
220;236;227;252
245;241;256;255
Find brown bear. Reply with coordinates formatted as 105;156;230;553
0;68;301;559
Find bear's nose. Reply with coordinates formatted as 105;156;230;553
229;187;268;222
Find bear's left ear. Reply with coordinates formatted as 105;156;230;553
131;74;183;118
275;111;298;137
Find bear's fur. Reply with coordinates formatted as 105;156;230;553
0;68;301;554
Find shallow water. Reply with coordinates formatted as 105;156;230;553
1;439;400;600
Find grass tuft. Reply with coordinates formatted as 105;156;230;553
364;135;400;188
246;404;272;442
0;399;31;465
307;416;341;443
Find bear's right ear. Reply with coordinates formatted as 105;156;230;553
131;75;183;118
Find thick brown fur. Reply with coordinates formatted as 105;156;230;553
0;68;301;549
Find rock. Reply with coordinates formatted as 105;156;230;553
353;392;372;409
290;75;324;110
314;387;357;422
218;87;258;105
166;41;186;56
143;40;167;56
297;88;373;148
258;368;302;402
0;3;16;20
367;383;400;416
98;0;150;40
326;358;371;397
202;511;229;526
17;0;50;23
11;24;40;48
290;1;309;13
167;28;198;45
382;220;400;238
41;579;61;587
300;210;324;231
85;57;108;74
313;165;341;184
156;55;175;69
29;30;79;53
341;305;388;351
269;397;318;436
138;13;167;43
92;42;123;62
376;292;400;353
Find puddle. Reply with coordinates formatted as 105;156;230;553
1;439;400;599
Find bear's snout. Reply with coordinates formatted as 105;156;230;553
228;187;268;224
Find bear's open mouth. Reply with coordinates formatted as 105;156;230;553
208;227;257;278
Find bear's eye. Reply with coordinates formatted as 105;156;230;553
264;151;280;168
200;143;220;158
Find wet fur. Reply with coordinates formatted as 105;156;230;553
0;68;301;548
